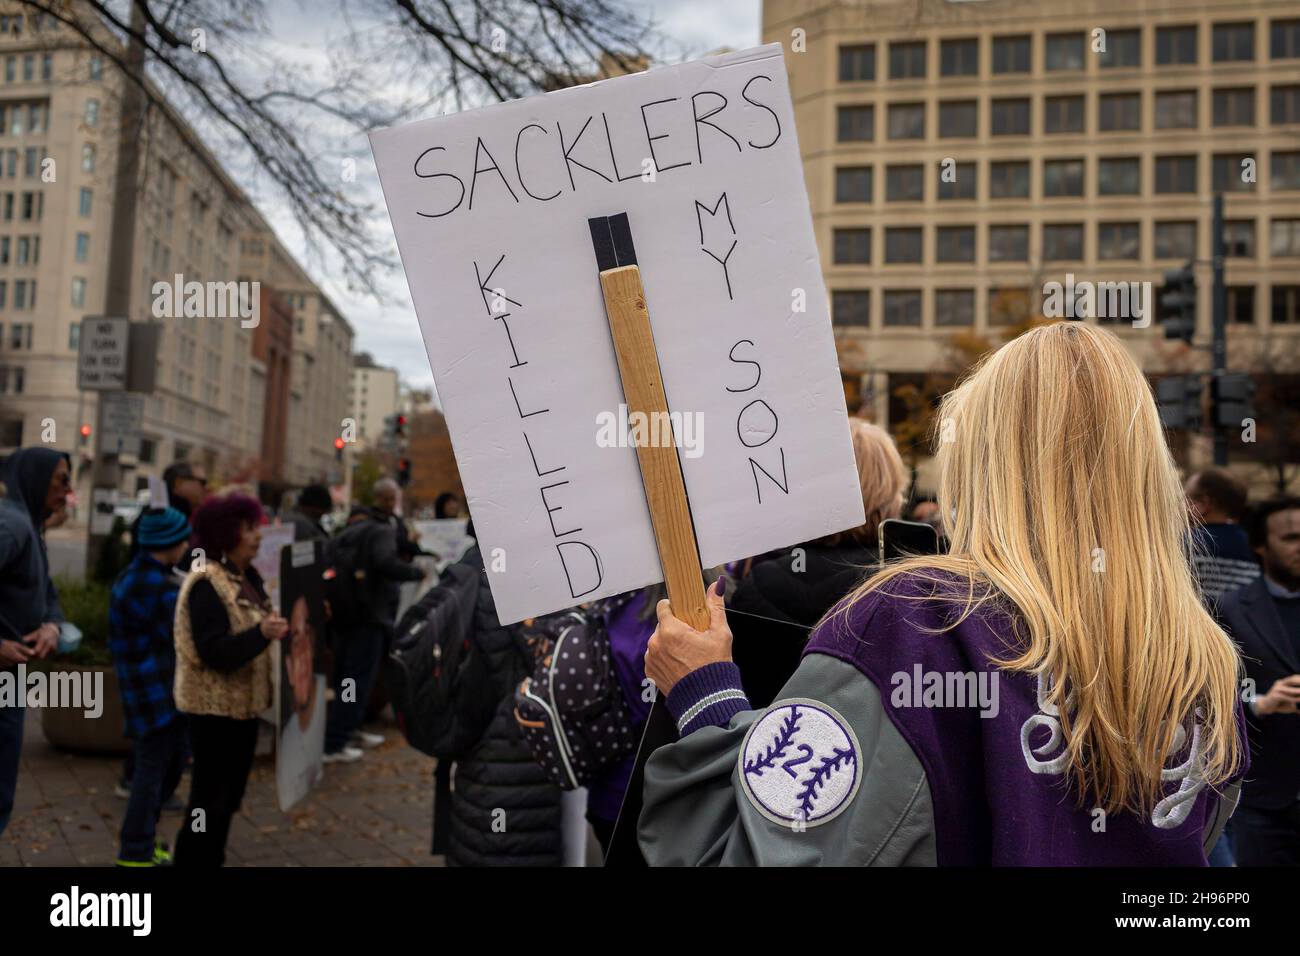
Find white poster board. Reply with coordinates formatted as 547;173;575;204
412;518;474;570
370;44;863;624
252;523;296;613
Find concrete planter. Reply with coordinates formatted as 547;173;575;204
40;663;131;756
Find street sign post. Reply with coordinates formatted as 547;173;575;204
98;392;145;458
76;317;130;391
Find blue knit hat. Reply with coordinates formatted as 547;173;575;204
138;506;191;549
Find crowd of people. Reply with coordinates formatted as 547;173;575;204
2;323;1299;867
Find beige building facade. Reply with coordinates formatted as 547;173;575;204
763;0;1300;487
0;8;354;498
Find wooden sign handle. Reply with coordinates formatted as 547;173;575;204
599;264;709;631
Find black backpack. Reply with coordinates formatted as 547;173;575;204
513;605;638;790
384;560;485;760
323;520;379;626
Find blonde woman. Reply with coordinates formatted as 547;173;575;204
640;323;1246;866
729;419;908;708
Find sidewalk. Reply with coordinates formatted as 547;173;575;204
1;708;442;867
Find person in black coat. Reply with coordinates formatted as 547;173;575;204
1218;495;1300;866
444;540;562;866
730;419;908;708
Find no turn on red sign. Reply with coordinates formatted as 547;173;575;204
76;317;129;391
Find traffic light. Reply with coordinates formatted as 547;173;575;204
79;423;92;444
395;414;407;438
334;436;345;462
398;456;411;487
1156;375;1203;430
1212;372;1255;428
1160;263;1197;344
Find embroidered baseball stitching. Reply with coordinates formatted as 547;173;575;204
742;705;801;775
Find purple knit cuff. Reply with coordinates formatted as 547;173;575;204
664;661;750;736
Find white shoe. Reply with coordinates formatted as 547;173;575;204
352;731;385;749
323;746;364;764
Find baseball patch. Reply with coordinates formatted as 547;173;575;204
738;698;861;828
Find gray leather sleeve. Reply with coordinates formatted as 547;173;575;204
638;653;937;866
1202;781;1241;856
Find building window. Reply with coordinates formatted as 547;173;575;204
887;102;925;139
1271;218;1300;256
1274;151;1300;190
992;97;1030;135
1213;22;1255;62
1273;19;1300;58
1213;87;1255;126
992;34;1031;74
81;144;95;173
940;38;978;77
989;224;1029;261
67;323;80;351
71;277;86;307
1043;158;1085;197
21;55;32;82
1098;221;1140;260
835;166;872;203
1155;221;1197;259
1044;95;1085;134
885;164;923;201
937;161;975;200
883;290;922;327
9;321;30;348
1099;92;1141;131
84;98;99;128
1045;32;1084;71
79;187;92;216
832;228;871;264
935;289;974;326
1157;25;1198;65
1042;223;1084;261
889;41;926;80
1274;286;1300;324
836;104;874;141
75;232;90;262
1224;220;1255;257
1227;286;1255;324
1098;157;1140;195
1155;90;1197;128
1272;85;1300;124
838;44;876;82
936;226;975;263
988;287;1034;325
1101;28;1141;68
1213;153;1255;192
989;160;1030;198
884;226;923;264
1155;155;1197;193
832;290;871;327
89;55;103;80
938;100;976;138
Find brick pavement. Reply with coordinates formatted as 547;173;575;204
1;707;443;867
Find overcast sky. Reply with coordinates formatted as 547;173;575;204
253;0;761;399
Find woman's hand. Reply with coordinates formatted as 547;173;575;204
260;615;289;642
645;580;732;697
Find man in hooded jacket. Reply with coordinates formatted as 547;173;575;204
0;447;70;835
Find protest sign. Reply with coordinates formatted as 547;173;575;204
275;539;327;812
370;44;863;623
252;523;296;613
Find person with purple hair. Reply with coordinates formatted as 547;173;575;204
171;492;288;867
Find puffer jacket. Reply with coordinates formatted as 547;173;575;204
446;545;561;866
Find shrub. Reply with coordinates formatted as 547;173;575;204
51;575;112;667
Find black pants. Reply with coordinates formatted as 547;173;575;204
1231;802;1300;866
174;714;259;867
119;716;188;862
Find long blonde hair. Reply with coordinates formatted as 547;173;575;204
839;323;1242;814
